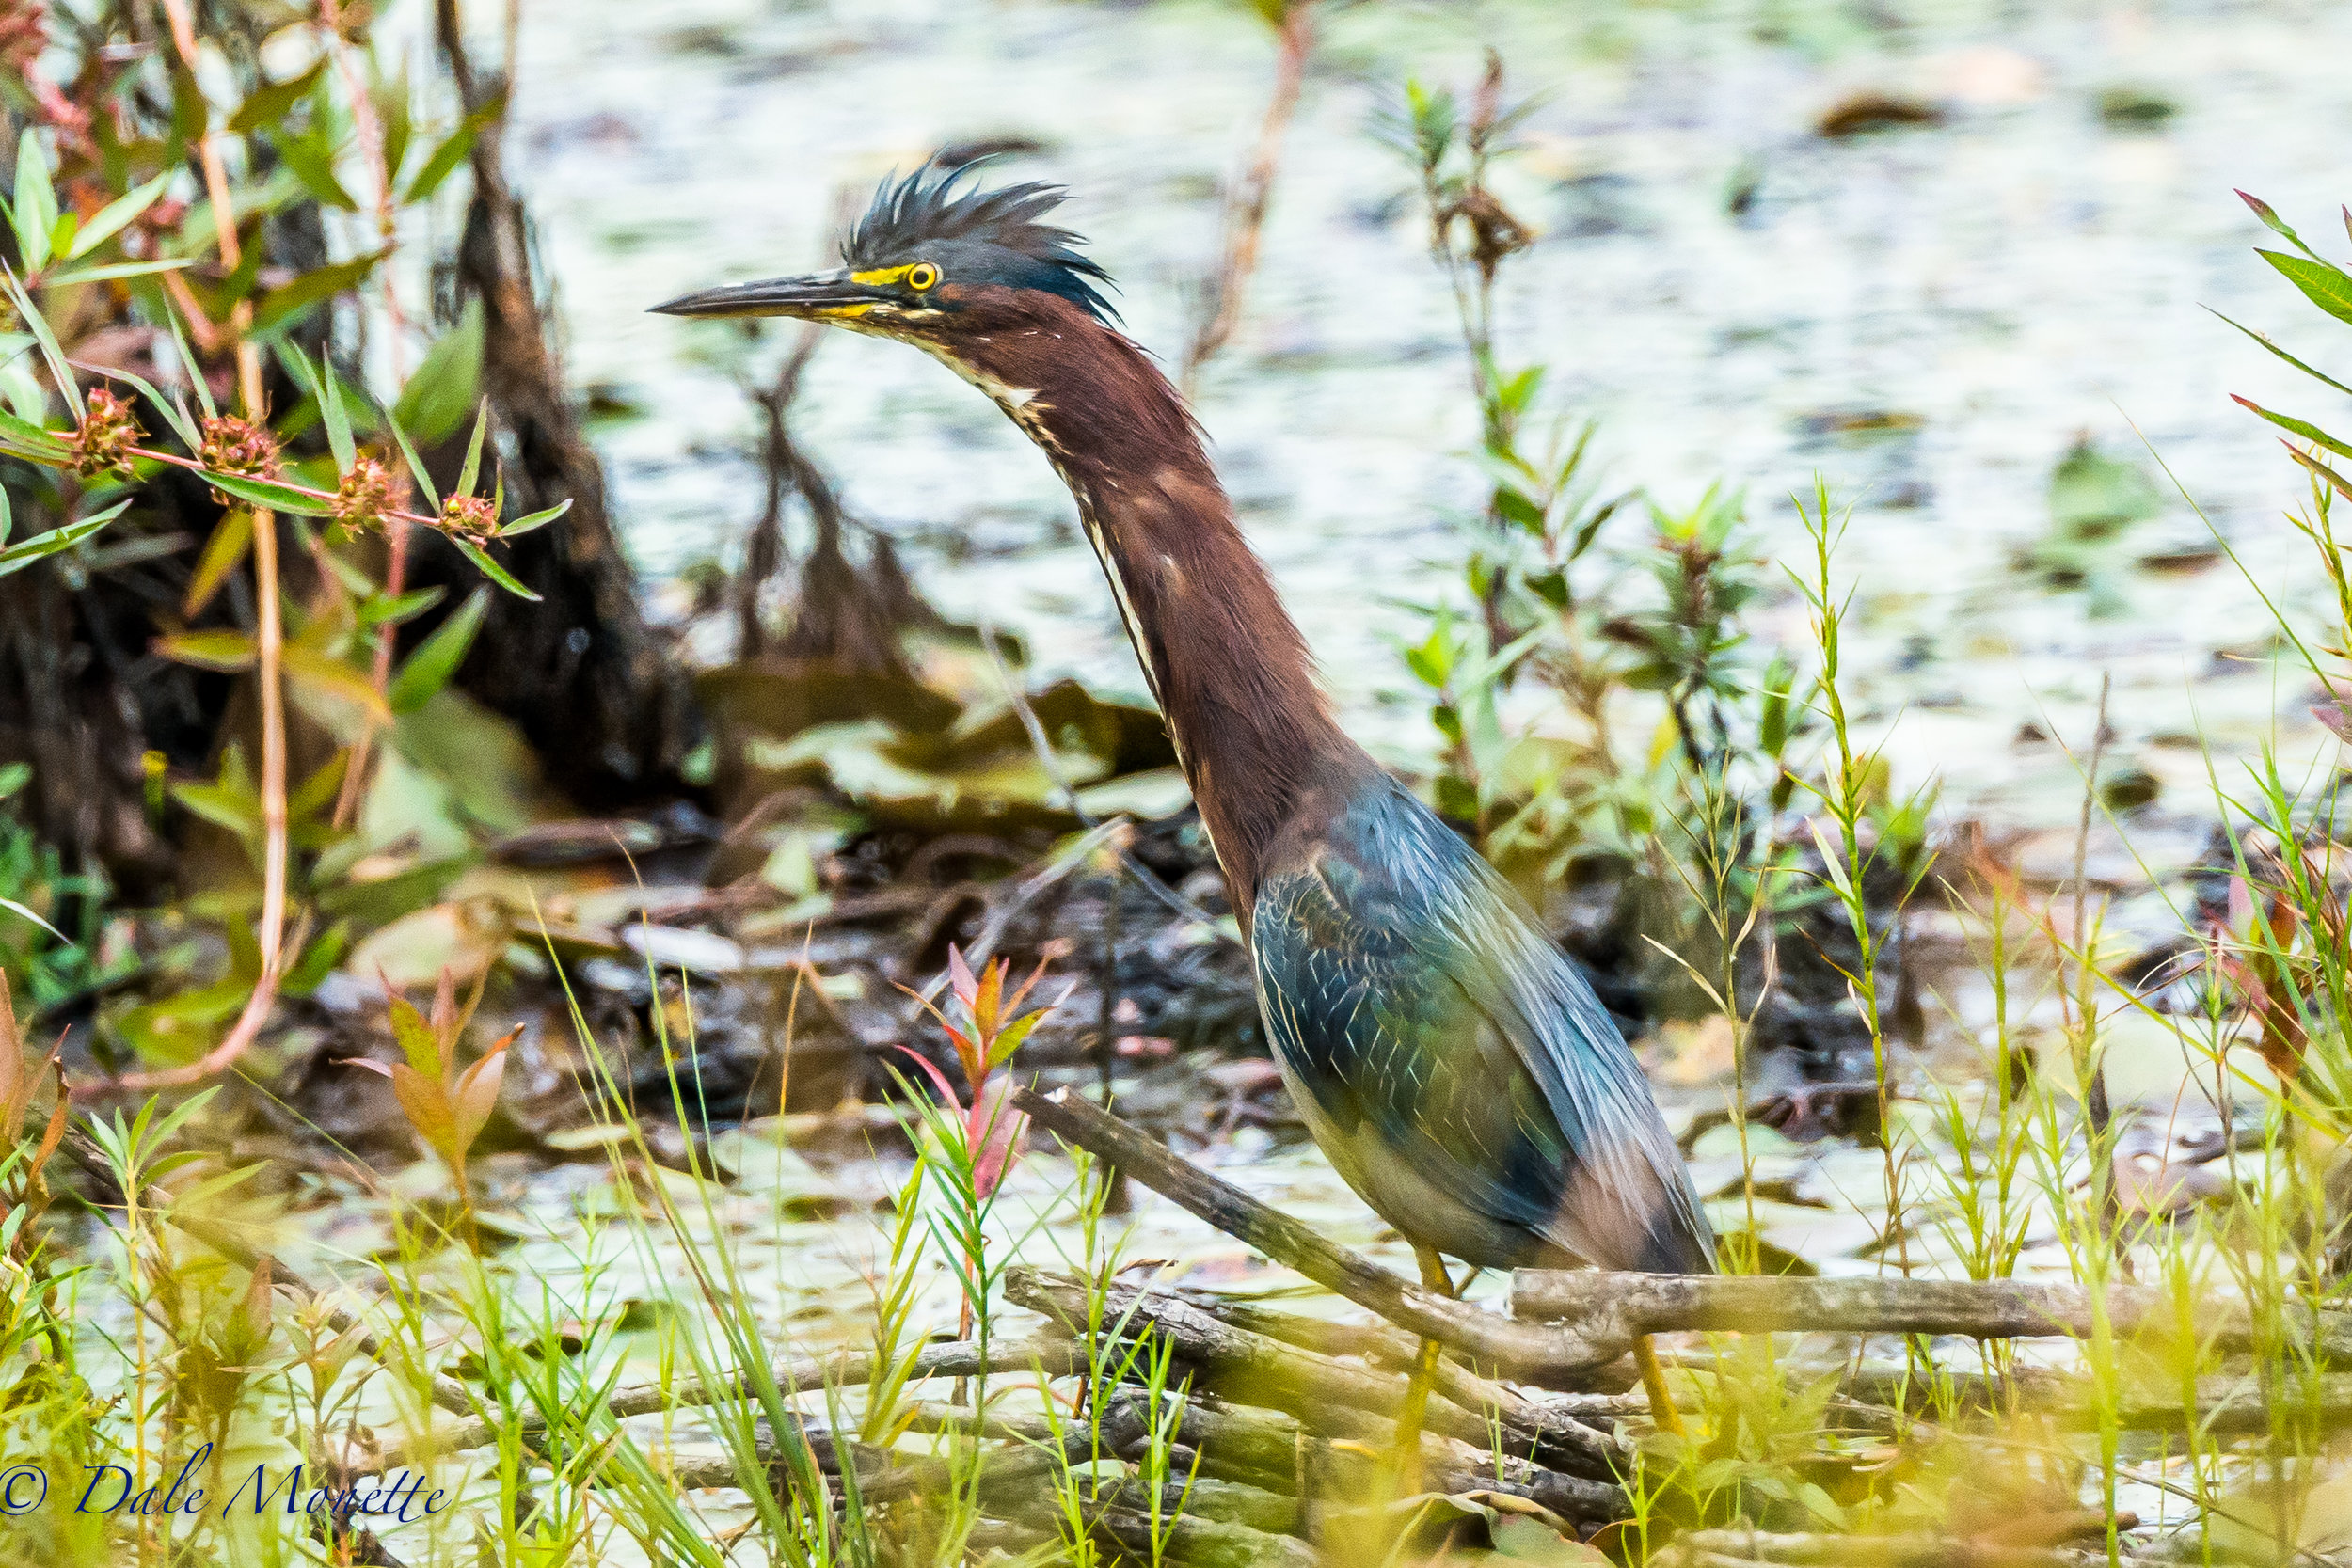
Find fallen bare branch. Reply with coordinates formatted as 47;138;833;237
1513;1271;2352;1361
390;1335;1088;1468
1666;1530;2137;1568
1013;1084;1627;1384
1006;1267;1622;1479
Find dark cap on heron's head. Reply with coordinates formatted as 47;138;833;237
843;160;1118;323
648;156;1118;329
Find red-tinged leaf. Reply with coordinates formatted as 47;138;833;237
947;945;979;1008
0;978;23;1136
2240;190;2315;254
2228;875;2255;938
429;968;458;1062
336;1057;395;1078
451;1043;509;1156
967;1075;1028;1200
888;1043;967;1120
34;1087;68;1174
943;1025;982;1088
2316;697;2352;744
999;954;1051;1019
973;955;1004;1037
2238;396;2352;463
242;1257;275;1338
2285;443;2352;506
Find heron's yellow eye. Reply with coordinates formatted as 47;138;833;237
906;262;940;292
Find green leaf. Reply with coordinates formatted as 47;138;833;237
168;63;210;153
171;778;259;838
12;130;56;273
162;295;215;420
388;586;489;714
496;497;571;537
154;629;259;670
2260;249;2352;328
42;259;193;287
452;536;540;600
283;644;390;720
281;921;351;997
454;398;490;499
0;481;9;546
1492;484;1546;533
0;403;69;460
392;300;484;444
251;250;386;332
375;59;414;188
404;94;505;203
0;509;120;578
387;994;442;1082
203;469;336;517
4;264;81;415
227;60;329;135
182;510;253;618
2231;395;2352;463
268;125;359;213
383;408;437;511
63;172;174;261
2208;307;2352;400
320;360;355;472
360;585;445;626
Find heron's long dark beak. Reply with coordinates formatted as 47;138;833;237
648;270;882;320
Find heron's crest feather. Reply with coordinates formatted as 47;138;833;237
844;159;1118;323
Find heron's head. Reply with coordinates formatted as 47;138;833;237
649;160;1116;346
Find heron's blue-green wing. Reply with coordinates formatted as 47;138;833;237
1252;777;1713;1273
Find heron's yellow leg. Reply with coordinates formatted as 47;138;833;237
1391;1243;1454;1496
1634;1337;1688;1440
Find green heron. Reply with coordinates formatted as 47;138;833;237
655;161;1714;1386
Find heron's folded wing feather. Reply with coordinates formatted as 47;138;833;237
1253;779;1713;1274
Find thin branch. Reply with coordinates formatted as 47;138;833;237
1180;0;1318;396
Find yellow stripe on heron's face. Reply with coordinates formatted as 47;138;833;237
850;264;914;287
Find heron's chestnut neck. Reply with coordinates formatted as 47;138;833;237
930;293;1366;911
